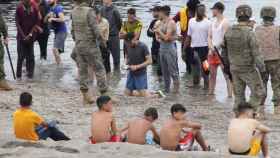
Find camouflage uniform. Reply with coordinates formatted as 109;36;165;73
0;14;8;81
255;6;280;106
223;5;266;111
71;2;108;94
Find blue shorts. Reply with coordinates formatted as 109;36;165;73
126;71;148;91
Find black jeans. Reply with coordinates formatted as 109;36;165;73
100;45;111;73
38;127;70;141
37;33;49;60
16;40;35;79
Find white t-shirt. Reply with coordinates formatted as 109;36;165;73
187;18;211;47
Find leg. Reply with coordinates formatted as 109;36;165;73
91;47;108;94
192;50;201;86
167;48;180;93
38;34;49;60
208;64;218;95
266;60;280;106
185;46;192;74
160;52;171;93
100;45;111;74
0;43;5;80
231;71;247;112
109;36;120;71
221;65;233;97
198;47;209;89
192;129;208;151
242;69;266;110
48;127;70;141
25;43;35;78
16;40;25;79
250;132;269;158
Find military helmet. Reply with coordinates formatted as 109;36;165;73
236;5;252;18
261;6;276;18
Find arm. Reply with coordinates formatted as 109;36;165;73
50;6;65;23
0;14;8;39
130;55;152;71
132;21;143;43
150;125;160;144
118;123;129;133
181;120;202;130
147;20;156;38
111;117;118;135
119;22;127;39
87;9;103;44
255;121;271;133
208;23;213;51
156;20;176;42
249;31;266;72
15;7;26;39
173;12;180;23
113;8;122;32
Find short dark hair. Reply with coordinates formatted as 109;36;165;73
187;0;200;11
20;92;32;107
263;16;274;22
159;5;171;16
96;96;111;109
127;8;136;15
94;7;101;15
151;6;161;12
171;104;186;115
144;107;158;120
237;102;254;114
211;2;225;13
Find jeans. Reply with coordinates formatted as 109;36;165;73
100;45;111;73
36;121;70;141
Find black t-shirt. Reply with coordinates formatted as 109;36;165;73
127;42;150;75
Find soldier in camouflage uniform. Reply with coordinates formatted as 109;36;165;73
0;13;12;91
256;7;280;107
71;0;108;104
223;5;266;112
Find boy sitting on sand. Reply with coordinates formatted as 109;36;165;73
120;107;160;145
160;104;209;151
90;96;120;144
13;92;70;142
228;103;271;158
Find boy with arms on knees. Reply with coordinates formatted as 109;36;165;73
13;92;70;141
120;107;160;145
160;104;209;151
228;103;271;158
90;96;119;144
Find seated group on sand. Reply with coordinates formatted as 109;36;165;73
13;92;271;158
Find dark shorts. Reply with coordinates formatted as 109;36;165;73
190;46;209;64
126;71;148;91
54;31;67;53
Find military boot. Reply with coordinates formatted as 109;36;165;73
82;92;95;105
0;80;12;91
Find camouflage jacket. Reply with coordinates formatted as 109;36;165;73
0;14;8;40
255;23;280;61
223;24;265;72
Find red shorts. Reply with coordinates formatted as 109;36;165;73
208;52;221;65
176;132;194;151
90;135;121;144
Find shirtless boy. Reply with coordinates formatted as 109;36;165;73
228;103;271;158
90;96;119;144
120;107;160;145
160;104;209;151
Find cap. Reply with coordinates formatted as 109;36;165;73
150;6;161;12
211;2;225;11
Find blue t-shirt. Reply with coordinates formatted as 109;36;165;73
50;4;67;33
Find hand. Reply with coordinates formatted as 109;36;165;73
48;17;54;23
177;35;183;42
3;37;9;45
131;40;139;46
24;34;32;41
129;65;139;71
149;28;154;33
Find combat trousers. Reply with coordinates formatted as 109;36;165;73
107;35;120;70
231;68;266;111
0;42;5;81
262;60;280;105
16;40;35;79
76;42;108;94
159;46;180;93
